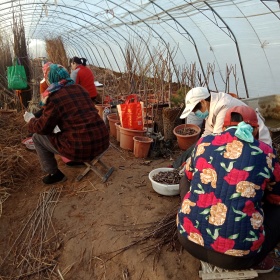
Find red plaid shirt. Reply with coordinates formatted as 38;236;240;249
28;84;109;161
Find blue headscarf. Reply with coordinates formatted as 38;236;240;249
41;64;74;103
47;64;73;84
234;121;254;143
226;121;254;143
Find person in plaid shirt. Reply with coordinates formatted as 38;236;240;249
25;64;109;184
177;105;280;273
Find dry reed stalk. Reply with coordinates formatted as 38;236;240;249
0;191;10;219
0;146;32;189
0;28;12;90
104;206;179;270
45;37;68;68
0;113;26;146
0;187;63;279
0;113;31;190
12;12;32;108
0;91;22;112
207;62;219;92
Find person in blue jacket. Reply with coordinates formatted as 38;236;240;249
177;105;280;273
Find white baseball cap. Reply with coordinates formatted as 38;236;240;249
180;87;210;119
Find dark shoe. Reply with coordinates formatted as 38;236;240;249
65;161;85;167
252;256;274;273
42;169;67;185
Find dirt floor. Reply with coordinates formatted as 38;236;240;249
0;112;280;280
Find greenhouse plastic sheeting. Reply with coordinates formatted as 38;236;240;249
0;0;279;98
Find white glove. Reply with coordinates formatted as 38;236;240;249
23;111;35;123
53;125;61;133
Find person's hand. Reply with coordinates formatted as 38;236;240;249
23;111;35;123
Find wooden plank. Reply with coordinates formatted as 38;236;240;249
199;270;258;280
0;109;17;114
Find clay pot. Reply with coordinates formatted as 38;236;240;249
173;124;201;150
115;122;121;142
119;126;146;151
95;104;111;118
133;136;153;158
107;113;120;138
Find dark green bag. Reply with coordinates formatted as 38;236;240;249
7;59;28;90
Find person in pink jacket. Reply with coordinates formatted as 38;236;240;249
70;56;98;102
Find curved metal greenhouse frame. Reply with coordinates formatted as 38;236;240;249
0;0;279;98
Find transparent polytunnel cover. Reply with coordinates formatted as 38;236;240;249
0;0;280;98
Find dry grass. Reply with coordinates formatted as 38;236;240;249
104;206;180;270
0;28;12;90
0;187;63;279
0;113;31;190
45;37;68;68
0;112;64;279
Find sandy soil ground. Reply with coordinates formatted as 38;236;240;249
0;113;279;280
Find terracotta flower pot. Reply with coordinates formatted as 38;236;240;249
173;124;201;150
119;126;146;151
107;113;120;138
133;136;153;158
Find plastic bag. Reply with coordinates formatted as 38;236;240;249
22;137;35;150
117;94;144;130
7;59;28;90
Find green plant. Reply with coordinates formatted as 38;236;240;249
170;86;190;107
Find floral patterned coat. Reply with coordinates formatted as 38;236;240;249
177;128;280;257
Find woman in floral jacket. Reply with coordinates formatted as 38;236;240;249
177;105;280;273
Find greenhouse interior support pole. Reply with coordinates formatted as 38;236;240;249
107;0;180;82
203;2;249;98
2;3;126;72
149;1;209;91
261;1;280;21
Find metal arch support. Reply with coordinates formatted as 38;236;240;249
63;36;106;70
184;1;249;98
261;0;280;17
0;9;104;69
203;1;249;97
0;3;131;73
1;0;194;84
25;7;120;71
27;8;119;71
29;2;149;76
148;1;209;91
105;0;162;79
44;35;96;69
107;0;181;83
0;15;104;69
2;0;202;87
